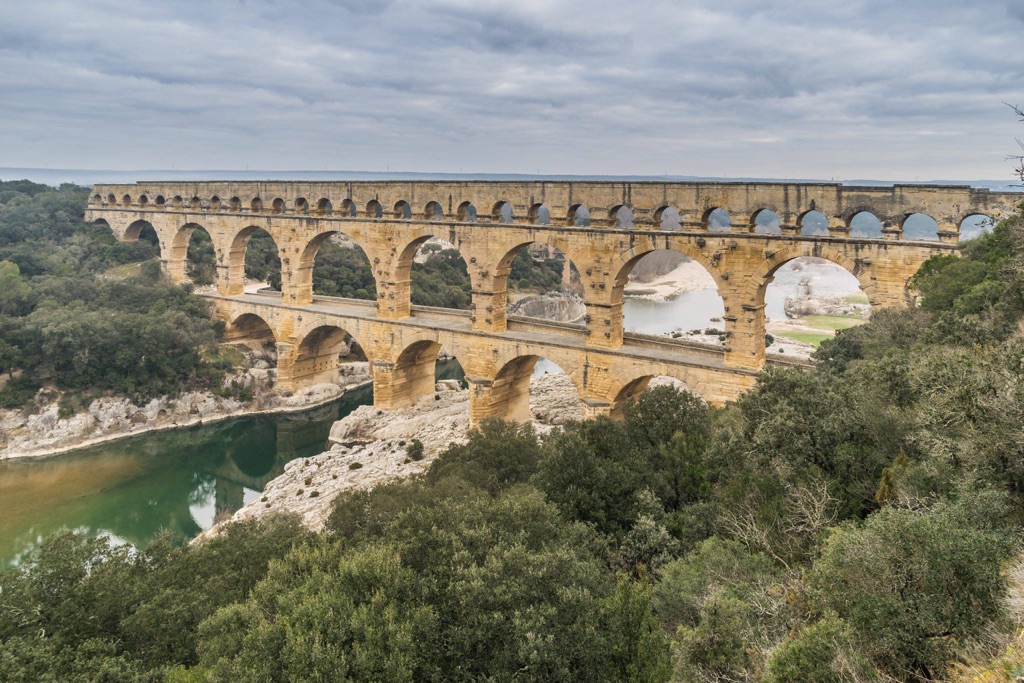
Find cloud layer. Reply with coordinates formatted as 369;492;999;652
2;0;1021;179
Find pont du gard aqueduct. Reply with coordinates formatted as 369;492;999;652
85;180;1021;424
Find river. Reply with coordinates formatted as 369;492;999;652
0;385;370;569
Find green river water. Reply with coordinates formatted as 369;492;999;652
0;359;470;569
0;384;373;569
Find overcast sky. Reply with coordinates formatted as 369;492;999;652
1;0;1022;180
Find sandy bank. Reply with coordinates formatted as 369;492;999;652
624;260;717;300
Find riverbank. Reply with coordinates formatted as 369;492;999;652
202;371;585;534
0;363;372;461
624;260;716;300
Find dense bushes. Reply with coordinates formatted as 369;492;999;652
0;180;238;408
411;248;472;309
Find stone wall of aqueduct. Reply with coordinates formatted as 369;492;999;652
85;180;1020;424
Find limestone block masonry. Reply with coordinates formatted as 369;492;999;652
86;180;1020;424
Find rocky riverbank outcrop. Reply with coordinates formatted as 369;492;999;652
0;361;371;460
205;371;585;533
507;291;586;324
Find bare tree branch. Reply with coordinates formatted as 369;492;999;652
1006;103;1024;184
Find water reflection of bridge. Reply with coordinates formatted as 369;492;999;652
203;399;348;517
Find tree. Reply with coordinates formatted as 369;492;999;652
0;260;32;316
425;418;541;494
1010;103;1024;184
762;614;878;683
809;494;1017;680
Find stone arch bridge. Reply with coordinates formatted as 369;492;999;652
86;180;1019;424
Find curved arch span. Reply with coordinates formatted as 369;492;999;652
608;374;700;418
225;312;276;346
611;244;724;304
383;339;445;408
225;225;282;296
291;325;366;387
750;247;871;301
169;222;214;285
297;230;377;304
486;354;585;424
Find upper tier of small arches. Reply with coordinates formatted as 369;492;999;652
89;186;1008;243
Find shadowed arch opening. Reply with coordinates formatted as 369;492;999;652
655;206;682;230
959;214;995;241
224;313;276;348
229;197;240;211
120;220;162;265
305;231;377;301
155;195;166;207
612;205;635;229
190;196;201;210
529;203;551;224
340;199;357;217
209;196;221;211
761;255;870;354
486;355;584;424
387;339;463;408
425;201;444;221
294;198;308;215
492;201;514;223
799;211;830;236
251;197;263;213
848;211;882;238
123;219;159;243
568;204;591;227
138;194;148;207
394;200;412;220
619;249;725;341
293;325;367;387
316;198;333;216
410;237;472;310
106;193;116;205
172;195;183;208
121;193;132;207
901;213;939;241
180;224;216;286
457;201;477;222
366;200;383;219
272;198;285;215
752;209;782;234
704;208;731;232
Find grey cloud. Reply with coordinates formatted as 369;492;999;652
0;0;1020;180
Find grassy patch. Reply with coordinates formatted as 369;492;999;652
774;331;832;347
799;315;867;332
843;293;870;304
103;261;148;279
